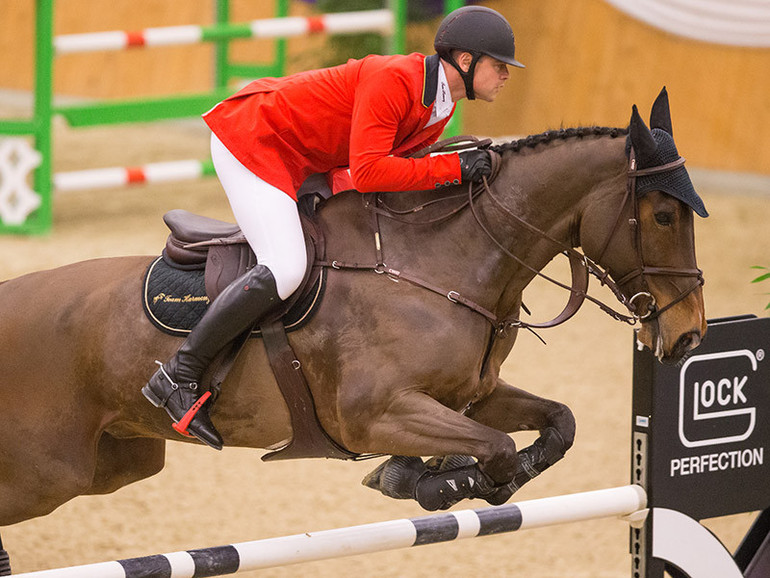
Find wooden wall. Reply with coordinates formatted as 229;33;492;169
0;1;288;99
1;0;768;174
472;0;770;175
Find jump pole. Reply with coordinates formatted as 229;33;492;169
53;10;395;54
53;159;216;192
12;485;646;578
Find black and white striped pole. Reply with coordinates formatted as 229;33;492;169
14;485;646;578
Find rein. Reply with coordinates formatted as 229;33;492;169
316;137;518;332
318;136;703;336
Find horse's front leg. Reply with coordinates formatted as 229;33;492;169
464;377;576;500
341;390;519;511
362;378;576;510
467;376;576;446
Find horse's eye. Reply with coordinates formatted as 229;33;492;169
655;212;674;226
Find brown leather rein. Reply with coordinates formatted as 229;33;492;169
318;136;703;333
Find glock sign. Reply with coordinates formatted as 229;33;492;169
678;349;759;448
635;315;770;519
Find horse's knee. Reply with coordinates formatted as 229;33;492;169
477;431;519;485
547;403;576;450
475;426;573;508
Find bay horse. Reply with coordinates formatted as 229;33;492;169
0;89;706;537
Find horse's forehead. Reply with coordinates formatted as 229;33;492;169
633;131;708;218
639;190;692;217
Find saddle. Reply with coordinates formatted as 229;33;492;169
157;207;356;462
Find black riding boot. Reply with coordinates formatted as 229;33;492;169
142;264;282;450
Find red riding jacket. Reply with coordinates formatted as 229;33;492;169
203;53;460;200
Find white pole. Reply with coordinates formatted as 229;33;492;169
13;485;646;578
54;10;394;54
53;160;211;192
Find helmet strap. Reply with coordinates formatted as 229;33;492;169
440;51;482;101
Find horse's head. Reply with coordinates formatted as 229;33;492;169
583;88;708;364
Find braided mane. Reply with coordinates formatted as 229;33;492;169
490;126;628;154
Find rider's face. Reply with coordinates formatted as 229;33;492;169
472;56;511;102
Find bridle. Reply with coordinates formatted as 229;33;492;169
466;144;704;329
590;149;704;322
319;136;703;335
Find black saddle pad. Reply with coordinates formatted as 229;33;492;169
142;256;325;337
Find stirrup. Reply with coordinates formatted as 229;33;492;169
172;391;212;437
144;361;223;450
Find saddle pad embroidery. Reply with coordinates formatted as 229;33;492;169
142;256;325;337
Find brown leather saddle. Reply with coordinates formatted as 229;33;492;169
160;207;357;462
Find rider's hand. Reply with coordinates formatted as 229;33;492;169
458;150;492;183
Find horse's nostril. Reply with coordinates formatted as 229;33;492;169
678;331;701;353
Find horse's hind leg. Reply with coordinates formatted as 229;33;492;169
87;433;166;495
0;534;10;576
0;426;99;525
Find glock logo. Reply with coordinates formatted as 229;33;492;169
678;349;759;448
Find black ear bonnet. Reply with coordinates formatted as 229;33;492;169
631;129;708;218
627;88;708;218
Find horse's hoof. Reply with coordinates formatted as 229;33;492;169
361;456;426;500
361;462;386;490
0;548;10;576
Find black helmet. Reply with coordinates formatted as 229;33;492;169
434;6;524;100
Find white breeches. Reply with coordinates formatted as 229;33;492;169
210;133;308;301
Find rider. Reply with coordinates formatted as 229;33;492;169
142;6;525;450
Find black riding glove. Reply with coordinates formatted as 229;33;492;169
458;149;492;183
